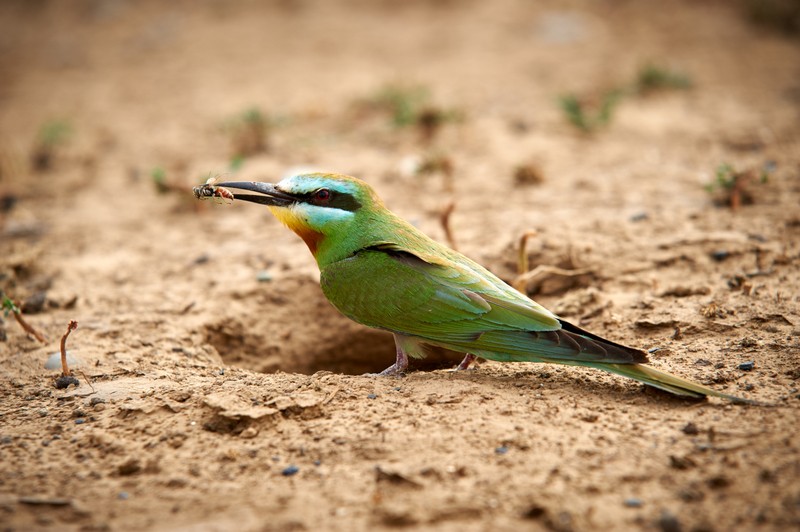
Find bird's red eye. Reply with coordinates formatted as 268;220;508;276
315;189;331;202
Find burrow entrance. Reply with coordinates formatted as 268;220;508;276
202;275;464;375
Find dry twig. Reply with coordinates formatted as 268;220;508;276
439;200;457;251
512;230;594;293
2;295;47;343
60;320;78;376
54;320;81;389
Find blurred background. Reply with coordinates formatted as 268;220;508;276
1;0;799;370
1;0;799;357
2;2;800;531
1;0;797;190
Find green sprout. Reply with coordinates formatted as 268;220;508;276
31;119;73;171
705;162;770;210
241;107;265;126
227;106;269;158
151;167;169;194
37;120;72;148
635;64;692;94
559;90;623;133
229;154;245;172
2;293;20;317
705;163;737;192
373;85;431;127
559;63;693;133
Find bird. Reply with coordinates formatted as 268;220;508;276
198;172;750;403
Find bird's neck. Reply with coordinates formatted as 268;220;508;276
311;210;439;269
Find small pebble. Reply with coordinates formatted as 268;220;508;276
710;250;730;262
624;498;643;508
657;510;681;532
75;418;86;425
54;375;80;389
313;460;321;466
738;361;755;371
240;427;258;439
682;422;699;435
256;270;273;282
191;254;210;265
629;212;649;222
21;292;46;314
282;465;299;477
495;446;509;455
118;492;129;500
44;351;82;370
367;393;377;399
38;408;48;417
118;459;141;476
89;397;106;406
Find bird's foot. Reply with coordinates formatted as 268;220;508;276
365;340;410;377
365;363;407;377
455;354;477;371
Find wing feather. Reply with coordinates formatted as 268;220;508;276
320;246;646;365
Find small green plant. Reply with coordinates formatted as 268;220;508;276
705;163;736;193
37;120;72;148
635;63;692;94
559;63;692;133
31;119;73;171
151;167;169;194
2;293;19;316
366;85;462;143
228;154;245;172
558;90;623;133
705;162;769;210
373;85;431;127
2;292;46;342
227;107;268;158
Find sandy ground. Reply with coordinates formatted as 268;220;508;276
1;1;799;530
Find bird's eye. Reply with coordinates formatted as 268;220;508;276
315;189;331;202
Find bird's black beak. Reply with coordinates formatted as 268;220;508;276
214;181;296;207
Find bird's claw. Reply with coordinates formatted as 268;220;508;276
455;354;477;371
364;364;406;377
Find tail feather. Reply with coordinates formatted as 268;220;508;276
595;362;756;404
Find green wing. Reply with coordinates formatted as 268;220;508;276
320;247;644;364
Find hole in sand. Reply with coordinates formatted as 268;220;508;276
202;275;463;375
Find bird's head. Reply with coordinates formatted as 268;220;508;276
215;173;387;263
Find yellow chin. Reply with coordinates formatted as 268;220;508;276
268;206;323;255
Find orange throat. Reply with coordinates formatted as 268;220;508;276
294;226;324;255
269;206;324;256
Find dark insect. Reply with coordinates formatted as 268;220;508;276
192;175;234;204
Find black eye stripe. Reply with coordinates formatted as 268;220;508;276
295;189;362;212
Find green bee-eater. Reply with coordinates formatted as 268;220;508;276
199;173;749;403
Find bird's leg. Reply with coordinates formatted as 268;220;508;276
455;353;477;371
379;343;409;376
367;335;410;377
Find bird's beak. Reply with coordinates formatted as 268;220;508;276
215;181;296;207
